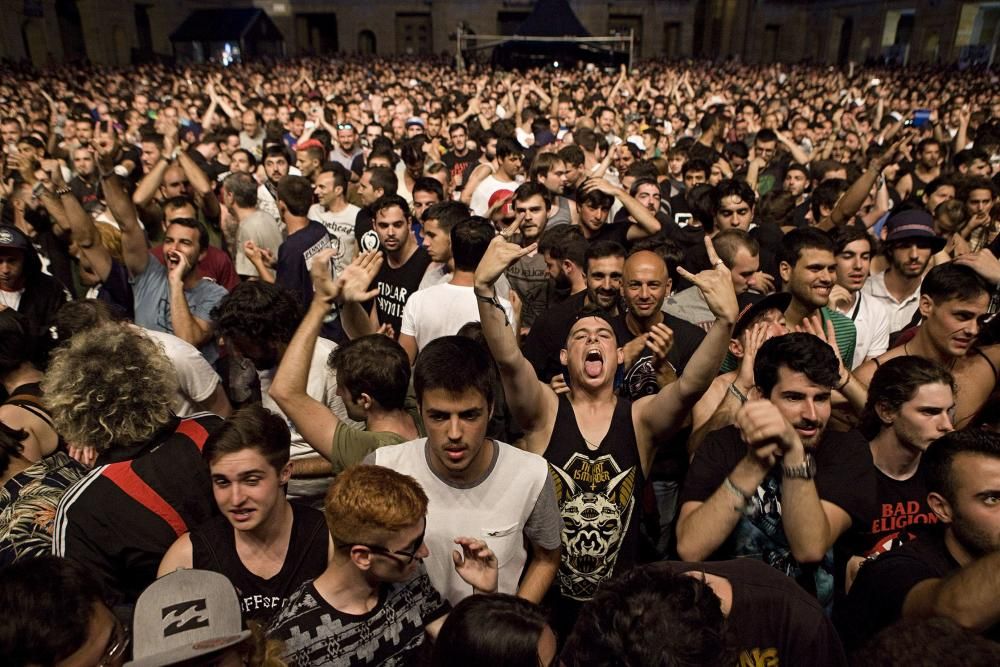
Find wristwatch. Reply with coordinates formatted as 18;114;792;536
782;452;817;480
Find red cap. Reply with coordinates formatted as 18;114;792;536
488;189;515;216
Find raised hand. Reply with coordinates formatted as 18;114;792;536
736;321;770;393
795;314;848;385
676;236;738;324
474;213;537;290
337;250;383;303
452;537;498;594
646;323;674;364
308;247;342;303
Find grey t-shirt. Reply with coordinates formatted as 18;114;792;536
235;210;284;278
131;253;228;363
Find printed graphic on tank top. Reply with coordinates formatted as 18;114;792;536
546;395;643;601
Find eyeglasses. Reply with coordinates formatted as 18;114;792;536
347;525;426;565
97;616;130;667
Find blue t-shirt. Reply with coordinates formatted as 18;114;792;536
131;253;228;363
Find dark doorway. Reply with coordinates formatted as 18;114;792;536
358;30;376;55
837;17;853;65
895;13;915;46
297;13;338;55
692;0;706;57
134;4;154;61
56;0;87;62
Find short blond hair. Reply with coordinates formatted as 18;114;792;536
325;465;428;546
43;324;178;451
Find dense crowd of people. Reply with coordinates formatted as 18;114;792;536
0;52;999;665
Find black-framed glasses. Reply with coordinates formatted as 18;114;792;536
347;525;426;564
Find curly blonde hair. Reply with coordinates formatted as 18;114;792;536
42;323;178;452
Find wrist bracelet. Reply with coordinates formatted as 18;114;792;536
836;374;851;391
728;382;748;404
723;477;751;511
475;290;510;328
54;186;72;197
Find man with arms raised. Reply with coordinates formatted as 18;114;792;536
159;404;331;623
476;226;737;630
269;249;420;473
120;184;228;362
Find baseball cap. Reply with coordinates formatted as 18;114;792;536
405;117;425;129
125;570;251;667
488;189;515;217
884;209;946;253
0;225;30;252
733;291;792;338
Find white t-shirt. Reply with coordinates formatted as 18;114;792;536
400;283;514;351
235;210;284;278
469;174;520;217
141;328;220;416
419;264;512;301
372;438;561;605
834;291;891;369
308;202;360;274
258;338;362;501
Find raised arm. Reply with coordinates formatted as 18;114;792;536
177;148;221;222
95;123;149;276
820;133;910;231
270;249;382;459
635;236;738;450
583;177;660;240
474;216;555;436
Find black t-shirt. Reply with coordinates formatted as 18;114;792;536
586;221;630;248
616;311;706;401
856;466;937;559
371;246;431;335
442;149;482;192
679;425;877;608
835;526;971;651
191;503;329;624
522;291;629;382
658;560;849;667
275;220;331;309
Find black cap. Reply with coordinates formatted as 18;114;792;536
732;292;792;338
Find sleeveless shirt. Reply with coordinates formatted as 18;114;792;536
191;502;329;623
545;395;644;603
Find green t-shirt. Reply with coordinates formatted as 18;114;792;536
329;425;407;475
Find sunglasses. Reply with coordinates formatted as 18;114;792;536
352;525;426;565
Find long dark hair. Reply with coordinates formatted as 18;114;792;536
860;356;955;439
